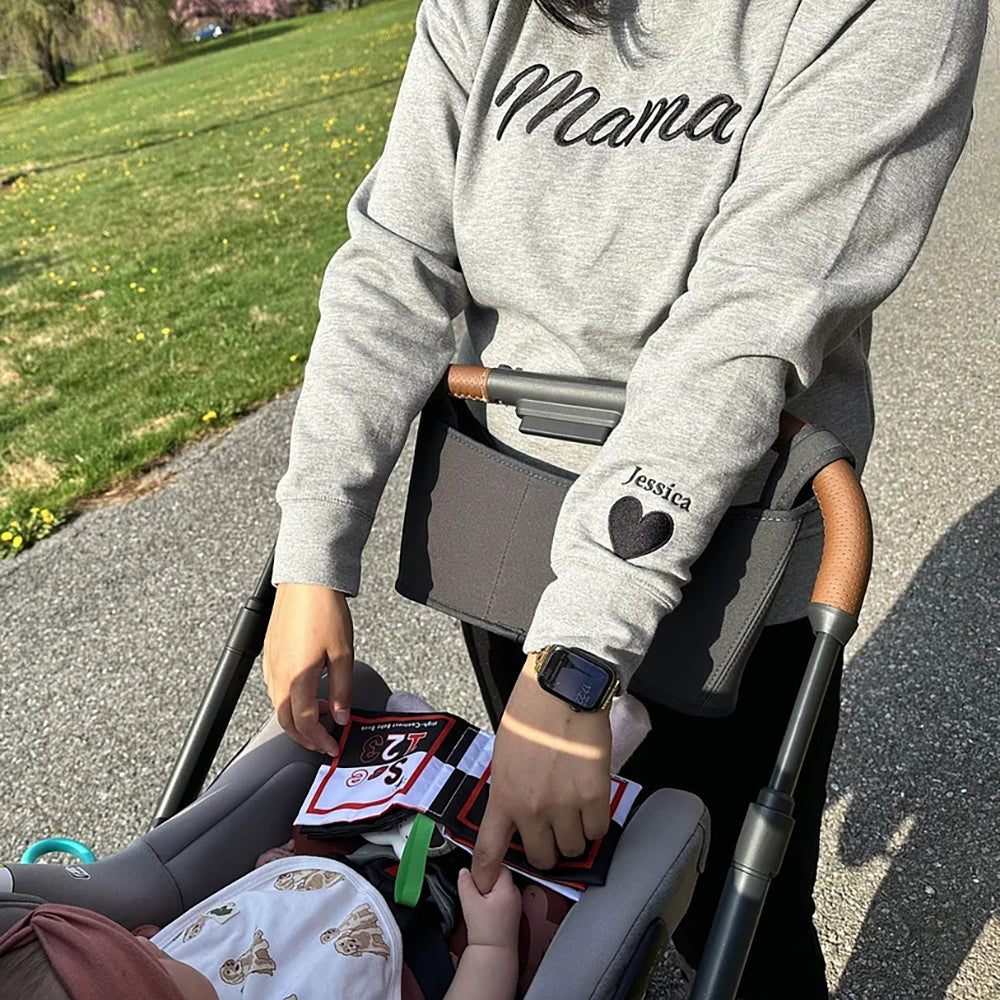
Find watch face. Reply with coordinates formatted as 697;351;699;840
539;648;615;711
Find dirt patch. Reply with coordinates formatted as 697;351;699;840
25;326;97;350
127;411;185;441
249;304;283;327
0;452;60;494
25;331;57;349
16;385;56;405
72;460;177;511
0;360;20;387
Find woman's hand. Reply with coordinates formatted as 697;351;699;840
471;658;612;893
262;582;354;758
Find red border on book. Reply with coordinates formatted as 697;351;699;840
452;767;630;870
303;713;457;817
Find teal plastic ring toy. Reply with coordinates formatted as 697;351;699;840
20;838;97;865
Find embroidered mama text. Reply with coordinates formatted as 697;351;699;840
494;63;742;147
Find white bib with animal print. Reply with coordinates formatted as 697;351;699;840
152;857;402;999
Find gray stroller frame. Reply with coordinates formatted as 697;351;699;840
0;365;872;1000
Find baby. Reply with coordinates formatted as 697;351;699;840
0;858;521;1000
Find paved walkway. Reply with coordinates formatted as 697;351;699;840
2;43;998;1000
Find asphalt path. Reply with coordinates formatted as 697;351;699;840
2;39;998;1000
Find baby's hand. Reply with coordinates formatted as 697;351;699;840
457;866;521;949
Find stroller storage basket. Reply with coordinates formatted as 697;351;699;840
396;384;853;716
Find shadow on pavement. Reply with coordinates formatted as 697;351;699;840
832;488;1000;997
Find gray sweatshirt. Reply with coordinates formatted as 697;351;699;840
274;0;987;685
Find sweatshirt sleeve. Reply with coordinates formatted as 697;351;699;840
523;0;988;682
273;0;474;595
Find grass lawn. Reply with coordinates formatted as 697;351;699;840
0;0;418;555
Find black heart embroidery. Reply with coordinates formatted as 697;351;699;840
608;496;674;560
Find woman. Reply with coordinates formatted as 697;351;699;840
262;0;988;995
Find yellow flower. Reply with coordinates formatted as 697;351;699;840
161;327;171;335
91;265;98;272
202;410;218;422
136;332;145;341
289;354;298;362
222;238;228;245
1;531;11;542
30;507;39;514
137;286;146;293
150;267;158;274
12;536;22;549
129;282;137;289
41;510;54;524
253;192;261;199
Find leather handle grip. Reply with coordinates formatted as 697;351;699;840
446;364;491;402
810;459;873;618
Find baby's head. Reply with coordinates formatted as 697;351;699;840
0;904;217;1000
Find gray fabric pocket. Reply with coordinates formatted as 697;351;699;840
395;394;848;716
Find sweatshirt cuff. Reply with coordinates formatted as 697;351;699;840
272;499;374;597
522;565;675;688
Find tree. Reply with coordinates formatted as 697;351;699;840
78;0;179;67
0;0;79;91
171;0;296;29
0;0;178;93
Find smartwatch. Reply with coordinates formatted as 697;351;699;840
532;645;620;712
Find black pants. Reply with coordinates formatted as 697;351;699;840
462;616;840;999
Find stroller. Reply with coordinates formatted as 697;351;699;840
0;364;872;1000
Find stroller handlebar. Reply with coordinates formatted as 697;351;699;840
445;363;873;621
